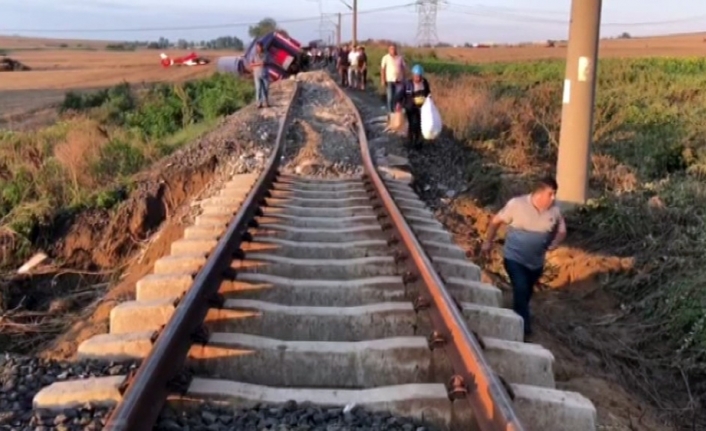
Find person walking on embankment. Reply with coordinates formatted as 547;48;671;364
337;45;350;87
357;46;368;90
481;177;567;341
348;45;361;89
249;42;270;108
394;64;430;148
380;44;406;117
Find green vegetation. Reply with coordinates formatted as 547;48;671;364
377;50;706;418
0;73;253;265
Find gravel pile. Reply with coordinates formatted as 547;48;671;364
156;400;436;431
0;353;138;430
281;71;363;178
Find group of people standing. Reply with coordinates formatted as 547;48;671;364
335;44;368;90
336;43;433;149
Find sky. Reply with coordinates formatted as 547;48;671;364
2;0;706;45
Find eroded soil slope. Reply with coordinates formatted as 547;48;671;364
1;79;296;360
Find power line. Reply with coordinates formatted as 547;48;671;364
0;3;414;34
451;3;568;17
471;4;567;16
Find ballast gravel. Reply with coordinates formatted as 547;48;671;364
0;353;137;430
155;400;437;431
282;71;364;178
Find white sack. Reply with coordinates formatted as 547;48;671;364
420;96;442;140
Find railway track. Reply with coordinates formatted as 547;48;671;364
33;72;597;431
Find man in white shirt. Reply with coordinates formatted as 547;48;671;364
380;44;406;114
348;46;360;89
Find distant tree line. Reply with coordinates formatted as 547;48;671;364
105;36;245;52
103;18;290;52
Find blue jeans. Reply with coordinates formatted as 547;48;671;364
254;74;269;106
503;258;543;336
386;82;398;113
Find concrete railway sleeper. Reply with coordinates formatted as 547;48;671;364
32;75;597;430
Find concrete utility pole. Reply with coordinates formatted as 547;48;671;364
555;0;602;205
337;13;342;45
352;0;358;47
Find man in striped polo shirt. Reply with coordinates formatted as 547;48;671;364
481;177;567;340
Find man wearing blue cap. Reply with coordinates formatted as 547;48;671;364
395;64;431;148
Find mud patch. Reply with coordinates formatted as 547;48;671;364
50;163;215;270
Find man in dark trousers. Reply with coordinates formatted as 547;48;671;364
336;45;349;87
394;64;430;148
481;177;567;341
357;46;368;90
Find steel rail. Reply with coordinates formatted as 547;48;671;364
103;81;300;431
333;84;526;431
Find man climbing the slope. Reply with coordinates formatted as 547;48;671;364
249;42;270;108
380;44;406;116
481;177;567;341
394;64;430;149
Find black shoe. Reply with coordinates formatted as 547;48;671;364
523;330;533;343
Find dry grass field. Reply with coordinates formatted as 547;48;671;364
425;31;706;62
0;36;238;129
2;32;705;129
0;35;115;50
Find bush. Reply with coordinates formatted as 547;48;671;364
57;74;253;140
91;139;146;181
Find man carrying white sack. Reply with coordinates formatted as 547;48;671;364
394;64;431;149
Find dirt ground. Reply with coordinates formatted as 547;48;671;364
0;40;238;129
439;202;674;431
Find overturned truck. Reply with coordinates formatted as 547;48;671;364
216;32;306;82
